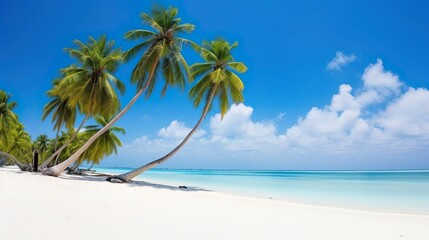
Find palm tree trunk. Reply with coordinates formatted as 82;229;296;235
39;115;89;169
107;85;218;183
53;151;61;166
50;128;61;167
70;162;80;171
0;151;32;171
87;162;95;170
42;57;160;177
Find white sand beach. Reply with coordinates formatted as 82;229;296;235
1;167;428;240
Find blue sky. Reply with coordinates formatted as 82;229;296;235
1;0;429;170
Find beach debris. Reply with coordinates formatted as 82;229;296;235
179;185;187;189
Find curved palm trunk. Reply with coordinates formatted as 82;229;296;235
68;162;81;173
53;151;61;166
0;151;32;171
107;85;217;183
39;115;89;169
87;162;95;170
42;58;160;177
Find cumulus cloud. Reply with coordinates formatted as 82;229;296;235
209;104;276;141
285;84;362;147
375;88;429;137
158;120;206;139
117;59;429;169
357;59;403;106
327;51;356;70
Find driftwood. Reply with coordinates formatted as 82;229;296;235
0;151;32;171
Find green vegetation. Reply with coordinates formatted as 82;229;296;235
0;5;247;181
0;91;32;169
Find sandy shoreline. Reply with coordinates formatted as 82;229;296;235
1;167;428;240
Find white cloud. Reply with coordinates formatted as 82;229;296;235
158;120;206;139
355;59;402;107
209;104;276;141
115;59;429;170
361;59;401;91
375;87;429;137
327;51;356;70
285;84;362;147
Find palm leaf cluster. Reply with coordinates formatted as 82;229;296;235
124;6;195;98
190;39;247;117
55;35;125;118
79;116;125;165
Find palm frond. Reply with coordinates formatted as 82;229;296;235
124;29;156;40
228;62;248;73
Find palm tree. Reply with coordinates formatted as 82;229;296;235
107;39;247;182
43;6;195;177
0;90;32;170
74;115;125;170
39;79;79;168
54;128;83;165
42;35;124;176
43;79;77;133
7;123;32;164
34;134;50;161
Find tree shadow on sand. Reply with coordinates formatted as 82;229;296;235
59;173;211;192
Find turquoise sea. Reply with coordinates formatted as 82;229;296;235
94;167;429;214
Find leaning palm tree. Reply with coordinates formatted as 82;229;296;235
0;123;32;168
107;39;247;182
42;35;124;176
43;6;195;177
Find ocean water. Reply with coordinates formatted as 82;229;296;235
94;167;429;214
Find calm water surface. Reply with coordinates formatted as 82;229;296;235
94;167;429;214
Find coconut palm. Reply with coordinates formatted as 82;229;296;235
0;90;32;170
43;79;77;133
42;35;125;176
59;36;125;118
107;39;247;182
34;134;50;160
43;6;195;177
74;115;125;169
39;79;79;168
0;123;32;168
7;123;32;164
